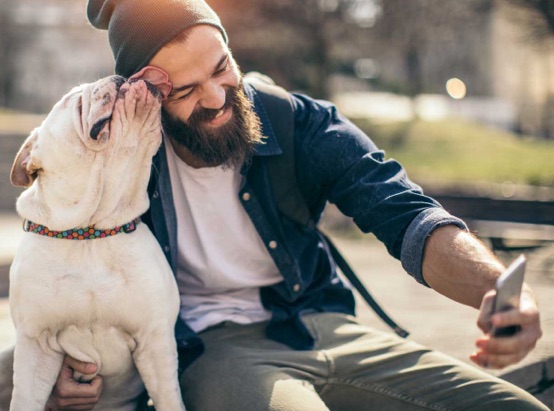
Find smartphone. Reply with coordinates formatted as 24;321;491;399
490;254;526;337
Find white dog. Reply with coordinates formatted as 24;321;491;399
5;71;186;411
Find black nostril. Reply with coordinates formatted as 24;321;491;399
111;75;126;90
144;81;161;98
90;116;111;140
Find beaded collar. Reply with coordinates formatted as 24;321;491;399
23;218;141;240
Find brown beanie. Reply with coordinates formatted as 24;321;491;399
87;0;228;78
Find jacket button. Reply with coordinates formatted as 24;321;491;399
268;241;278;249
242;192;251;201
164;245;170;253
153;191;159;199
293;284;301;292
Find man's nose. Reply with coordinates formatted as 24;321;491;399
199;82;226;110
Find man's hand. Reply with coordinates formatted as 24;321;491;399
471;288;542;369
44;356;103;411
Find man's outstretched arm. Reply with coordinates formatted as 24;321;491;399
421;225;542;369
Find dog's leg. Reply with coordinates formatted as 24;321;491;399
133;327;186;411
0;346;14;411
10;333;64;411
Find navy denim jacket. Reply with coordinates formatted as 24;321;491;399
143;83;467;367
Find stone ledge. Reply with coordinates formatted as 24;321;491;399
500;358;554;409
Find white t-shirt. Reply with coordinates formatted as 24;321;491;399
165;139;282;332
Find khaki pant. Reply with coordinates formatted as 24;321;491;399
0;313;548;410
175;313;548;411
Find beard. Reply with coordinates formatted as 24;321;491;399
161;82;264;169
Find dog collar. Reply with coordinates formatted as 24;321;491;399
23;218;141;240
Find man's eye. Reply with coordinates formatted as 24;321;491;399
176;89;194;101
178;93;192;101
214;63;229;76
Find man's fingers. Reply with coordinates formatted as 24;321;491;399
476;290;496;332
491;307;541;329
53;401;97;411
63;355;98;376
88;375;104;401
45;398;96;411
55;375;103;397
472;289;542;370
476;331;538;355
477;335;518;355
471;350;526;369
50;375;103;410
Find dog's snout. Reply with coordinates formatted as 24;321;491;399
144;81;162;99
90;116;111;140
111;75;126;90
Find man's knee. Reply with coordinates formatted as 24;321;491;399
179;365;328;411
0;346;14;409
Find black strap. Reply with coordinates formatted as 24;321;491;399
245;74;313;227
320;231;410;338
246;74;409;338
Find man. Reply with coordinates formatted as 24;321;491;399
45;0;546;409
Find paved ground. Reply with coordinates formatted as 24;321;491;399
0;210;553;408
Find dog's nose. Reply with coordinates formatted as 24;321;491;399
110;75;126;90
90;116;111;140
143;81;162;98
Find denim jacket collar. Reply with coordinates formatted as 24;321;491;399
244;83;283;157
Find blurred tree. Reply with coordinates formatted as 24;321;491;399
507;0;554;139
0;0;14;107
211;0;380;98
211;0;491;98
0;0;35;109
508;0;554;41
370;0;490;96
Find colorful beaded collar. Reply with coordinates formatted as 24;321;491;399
23;218;141;240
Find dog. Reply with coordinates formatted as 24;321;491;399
4;70;186;411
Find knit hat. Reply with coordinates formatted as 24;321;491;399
87;0;228;78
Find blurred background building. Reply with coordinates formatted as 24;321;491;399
0;0;553;211
0;0;553;138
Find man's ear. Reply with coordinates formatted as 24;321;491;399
10;128;41;188
129;66;173;99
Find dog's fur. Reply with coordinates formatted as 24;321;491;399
3;76;185;411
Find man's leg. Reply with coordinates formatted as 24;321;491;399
179;314;549;411
0;346;14;410
179;321;332;411
304;313;549;411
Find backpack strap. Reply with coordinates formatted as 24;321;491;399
246;73;409;338
245;73;314;228
320;232;410;338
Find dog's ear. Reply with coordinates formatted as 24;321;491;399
10;128;41;188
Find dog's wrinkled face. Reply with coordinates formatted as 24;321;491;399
10;72;171;230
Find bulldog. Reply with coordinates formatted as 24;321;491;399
4;70;186;411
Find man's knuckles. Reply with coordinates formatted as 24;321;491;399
520;308;540;325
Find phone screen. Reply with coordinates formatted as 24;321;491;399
490;254;526;337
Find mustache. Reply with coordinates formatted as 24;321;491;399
161;83;263;169
188;89;233;125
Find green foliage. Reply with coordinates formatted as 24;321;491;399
351;118;554;187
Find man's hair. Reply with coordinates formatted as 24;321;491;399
87;0;228;77
166;28;193;47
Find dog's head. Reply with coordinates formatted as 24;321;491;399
10;69;172;230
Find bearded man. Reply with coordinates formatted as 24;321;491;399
31;0;548;409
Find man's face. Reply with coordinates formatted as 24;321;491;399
149;25;262;168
